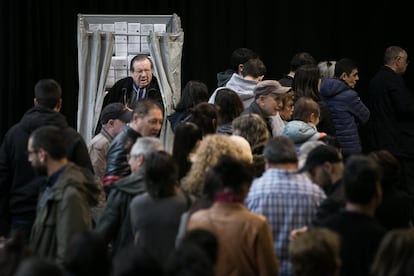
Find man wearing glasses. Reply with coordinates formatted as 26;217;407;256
96;54;164;134
28;126;99;264
103;54;163;110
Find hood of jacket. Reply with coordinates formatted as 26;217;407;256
49;163;100;206
19;106;68;134
216;69;236;87
320;78;349;99
225;73;257;102
112;170;146;194
282;120;322;144
167;110;190;132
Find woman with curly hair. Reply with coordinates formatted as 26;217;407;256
180;134;252;197
232;113;270;176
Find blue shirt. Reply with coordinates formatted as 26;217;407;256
245;168;326;276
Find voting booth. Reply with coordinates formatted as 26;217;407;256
77;13;184;151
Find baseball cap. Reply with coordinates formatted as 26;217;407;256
254;80;291;99
300;144;342;172
101;103;133;124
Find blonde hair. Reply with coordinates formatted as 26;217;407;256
181;134;252;195
228;135;253;163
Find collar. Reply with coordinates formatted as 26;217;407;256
132;82;139;93
132;82;145;94
214;191;244;203
47;165;67;187
101;126;115;141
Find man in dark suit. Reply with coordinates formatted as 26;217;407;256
97;54;164;135
102;54;163;112
366;46;414;197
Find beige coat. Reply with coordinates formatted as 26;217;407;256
187;202;279;276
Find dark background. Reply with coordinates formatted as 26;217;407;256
1;0;412;140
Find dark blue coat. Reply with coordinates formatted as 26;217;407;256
320;78;370;156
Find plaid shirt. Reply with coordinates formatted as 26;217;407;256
245;168;326;276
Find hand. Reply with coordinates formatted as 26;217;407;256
289;226;308;241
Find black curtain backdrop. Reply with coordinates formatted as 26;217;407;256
0;0;412;141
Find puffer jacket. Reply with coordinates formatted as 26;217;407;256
282;120;325;153
320;78;370;156
29;163;100;264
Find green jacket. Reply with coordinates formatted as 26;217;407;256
29;162;100;264
94;170;146;256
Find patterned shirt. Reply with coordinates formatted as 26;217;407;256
245;168;326;276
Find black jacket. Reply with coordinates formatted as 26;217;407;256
95;76;164;135
103;125;141;192
366;66;414;158
0;106;93;237
102;76;163;111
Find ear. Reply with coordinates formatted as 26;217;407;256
34;98;39;106
340;72;347;80
106;119;115;127
54;98;62;112
238;64;244;75
322;162;333;174
136;155;145;168
129;113;139;128
257;95;266;106
38;148;47;163
309;113;318;124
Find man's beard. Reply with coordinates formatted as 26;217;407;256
34;165;47;176
320;170;333;194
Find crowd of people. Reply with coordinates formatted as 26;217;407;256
0;45;414;276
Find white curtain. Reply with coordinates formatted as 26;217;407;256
149;30;184;153
77;14;183;150
77;15;114;144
